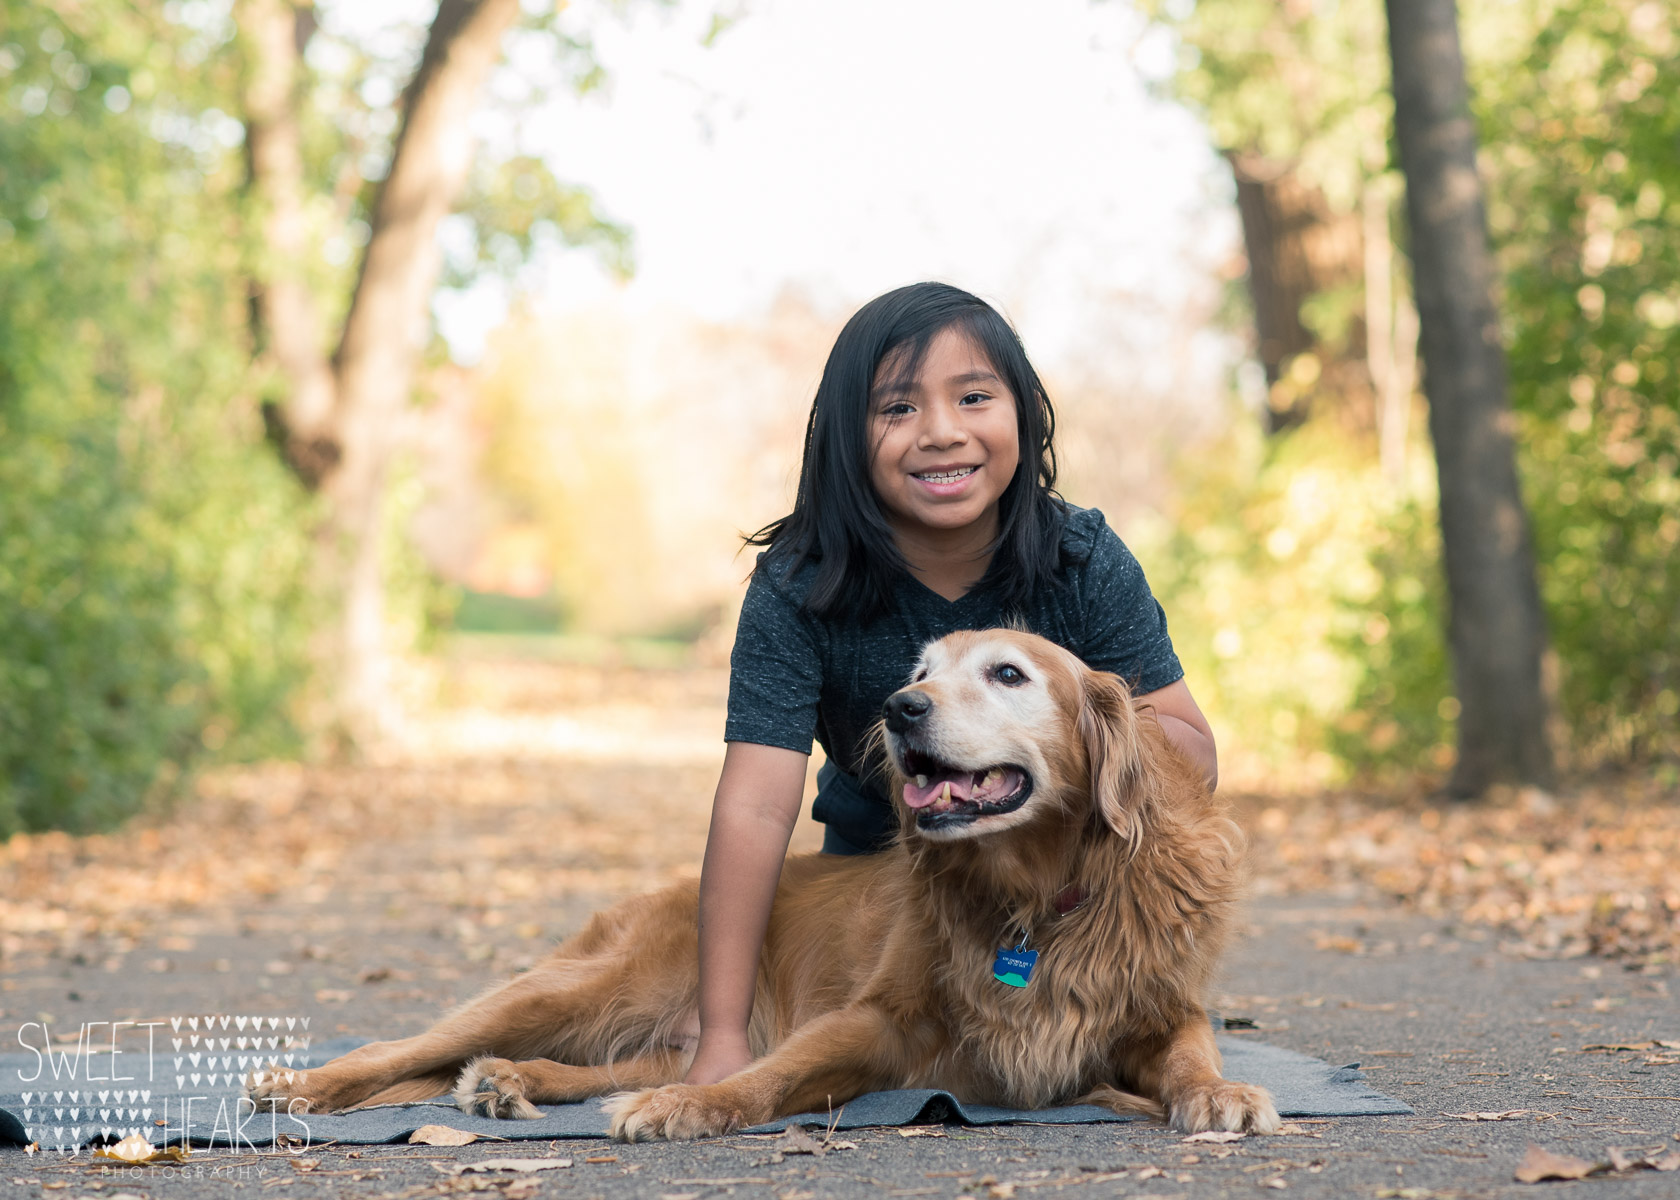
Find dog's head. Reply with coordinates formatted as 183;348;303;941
880;628;1159;845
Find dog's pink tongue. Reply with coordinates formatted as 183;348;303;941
903;772;975;810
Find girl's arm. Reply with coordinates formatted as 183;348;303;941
1137;678;1219;791
684;740;810;1086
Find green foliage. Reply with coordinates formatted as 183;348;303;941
1135;0;1393;206
1482;0;1680;760
1138;421;1451;785
0;4;313;837
1141;0;1680;775
445;155;633;285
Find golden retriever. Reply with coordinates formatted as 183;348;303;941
247;629;1279;1139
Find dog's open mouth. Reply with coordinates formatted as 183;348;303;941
899;748;1032;828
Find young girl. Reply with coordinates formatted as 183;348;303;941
685;282;1217;1086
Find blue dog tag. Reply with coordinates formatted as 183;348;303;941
993;946;1038;988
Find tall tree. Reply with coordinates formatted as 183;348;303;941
240;0;523;745
1385;0;1554;795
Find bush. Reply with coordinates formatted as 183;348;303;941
0;5;312;836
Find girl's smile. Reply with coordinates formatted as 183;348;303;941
869;327;1021;551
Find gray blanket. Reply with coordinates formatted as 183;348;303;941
0;1035;1408;1151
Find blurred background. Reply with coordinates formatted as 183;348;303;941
2;0;1677;843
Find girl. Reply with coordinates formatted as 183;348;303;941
685;282;1217;1086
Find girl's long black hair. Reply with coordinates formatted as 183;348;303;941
746;282;1064;621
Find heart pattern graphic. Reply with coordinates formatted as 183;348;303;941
21;1012;313;1154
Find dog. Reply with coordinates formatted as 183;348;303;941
247;629;1279;1139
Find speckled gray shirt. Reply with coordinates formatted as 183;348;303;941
725;506;1184;849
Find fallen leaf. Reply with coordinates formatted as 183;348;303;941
91;1133;191;1165
1581;1041;1659;1052
409;1124;478;1146
1606;1147;1641;1171
1447;1110;1534;1121
1183;1130;1246;1143
289;1157;321;1172
1607;1147;1680;1172
1263;1178;1287;1189
898;1127;947;1138
1136;1166;1163;1179
447;1158;573;1174
773;1124;825;1156
1514;1144;1604;1183
582;1154;619;1163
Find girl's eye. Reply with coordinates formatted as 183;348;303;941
991;663;1026;686
879;401;915;418
959;391;989;405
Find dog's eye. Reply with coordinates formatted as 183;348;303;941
990;663;1027;687
913;667;928;683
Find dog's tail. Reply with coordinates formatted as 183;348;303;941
1073;1084;1168;1122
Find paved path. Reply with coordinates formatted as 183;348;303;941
2;655;1675;1197
5;883;1676;1199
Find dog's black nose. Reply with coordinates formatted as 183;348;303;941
883;689;932;733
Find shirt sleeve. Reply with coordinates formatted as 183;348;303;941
1076;517;1184;696
724;564;823;753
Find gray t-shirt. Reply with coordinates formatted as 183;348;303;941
725;505;1183;848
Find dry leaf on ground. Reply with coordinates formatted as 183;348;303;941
773;1124;825;1155
1514;1144;1605;1182
445;1158;573;1174
1241;778;1680;963
1607;1146;1680;1172
409;1124;480;1146
90;1133;190;1165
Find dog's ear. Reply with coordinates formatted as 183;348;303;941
1078;668;1156;843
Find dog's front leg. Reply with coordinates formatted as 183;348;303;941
605;1003;908;1141
1113;1020;1279;1134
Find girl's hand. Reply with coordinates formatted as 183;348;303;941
683;1031;756;1085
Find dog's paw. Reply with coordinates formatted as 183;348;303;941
604;1084;748;1142
1169;1080;1280;1135
244;1064;323;1113
454;1057;543;1120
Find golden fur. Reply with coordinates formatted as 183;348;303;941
247;630;1279;1139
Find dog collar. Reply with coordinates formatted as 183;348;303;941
994;887;1087;988
1053;885;1087;917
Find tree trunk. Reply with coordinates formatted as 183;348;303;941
240;0;522;748
1384;0;1555;795
242;0;339;484
1226;150;1363;433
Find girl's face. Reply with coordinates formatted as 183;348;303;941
868;326;1020;547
